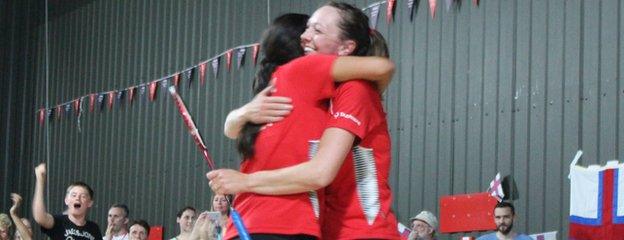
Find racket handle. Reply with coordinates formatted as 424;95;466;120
230;208;252;240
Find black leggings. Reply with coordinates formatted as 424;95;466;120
231;234;316;240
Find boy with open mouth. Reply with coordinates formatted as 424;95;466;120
33;163;103;240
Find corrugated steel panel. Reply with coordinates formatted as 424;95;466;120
2;0;624;239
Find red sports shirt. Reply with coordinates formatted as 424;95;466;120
323;80;401;240
225;54;337;239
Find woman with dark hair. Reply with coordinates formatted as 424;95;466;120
209;2;401;239
171;206;196;240
212;10;394;240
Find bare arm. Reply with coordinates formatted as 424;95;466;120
331;56;395;92
10;193;33;240
32;163;54;229
223;57;393;139
223;85;293;139
208;128;355;195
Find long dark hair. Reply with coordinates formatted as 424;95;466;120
237;13;309;159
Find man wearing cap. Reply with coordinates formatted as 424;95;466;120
408;210;438;240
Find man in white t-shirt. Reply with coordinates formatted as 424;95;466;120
103;204;130;240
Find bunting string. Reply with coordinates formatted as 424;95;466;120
37;0;480;127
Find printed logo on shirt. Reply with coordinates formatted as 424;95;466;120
332;111;361;126
64;227;96;240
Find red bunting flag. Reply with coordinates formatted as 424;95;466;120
73;99;81;116
252;44;260;65
128;87;135;104
38;108;45;125
386;0;396;23
149;81;158;101
473;0;479;6
108;92;115;110
225;49;233;71
429;0;437;19
173;73;180;88
199;63;207;85
89;93;96;112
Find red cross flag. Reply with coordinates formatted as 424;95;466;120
487;172;504;202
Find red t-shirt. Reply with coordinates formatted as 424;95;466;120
225;54;338;239
322;80;401;239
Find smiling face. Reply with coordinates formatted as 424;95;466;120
300;6;351;56
64;186;93;217
176;209;196;233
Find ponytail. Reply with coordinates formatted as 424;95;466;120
367;29;389;58
236;13;308;159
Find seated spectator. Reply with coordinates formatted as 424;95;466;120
188;194;233;240
32;163;102;240
104;204;130;240
210;194;232;239
477;202;532;240
0;213;12;240
171;206;196;240
9;193;32;240
408;210;438;240
128;220;149;240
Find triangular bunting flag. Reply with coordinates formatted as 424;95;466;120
225;49;233;71
46;109;54;120
429;0;437;19
370;5;380;29
407;0;416;21
128;87;135;104
64;103;72;116
148;81;158;102
56;105;63;119
107;92;115;110
387;0;396;23
73;99;81;116
445;0;452;11
173;74;180;88
199;63;207;85
96;93;106;111
38;108;45;125
473;0;479;6
139;85;147;102
212;58;219;78
252;44;260;65
89;93;96;112
182;69;193;88
116;90;125;107
237;48;246;69
161;79;169;91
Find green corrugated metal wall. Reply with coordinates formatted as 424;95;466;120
2;0;624;239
